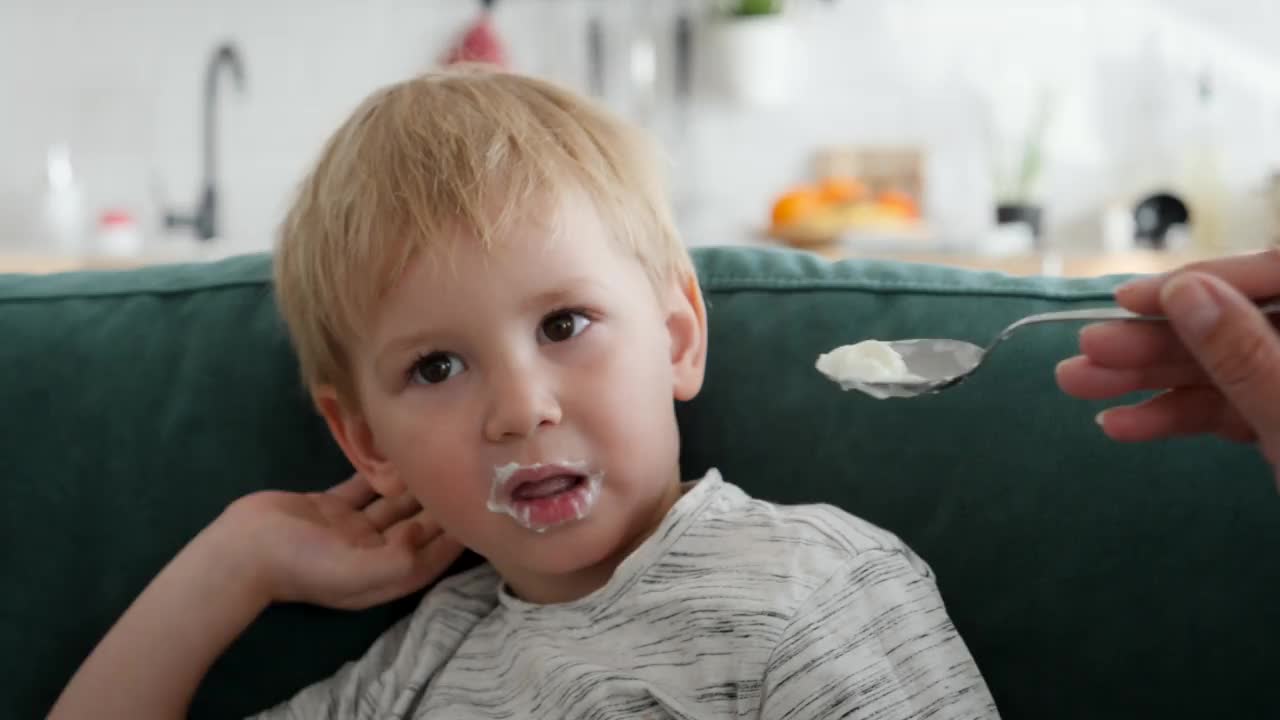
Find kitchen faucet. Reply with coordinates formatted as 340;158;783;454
165;41;246;242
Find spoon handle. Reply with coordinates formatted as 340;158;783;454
1000;299;1280;339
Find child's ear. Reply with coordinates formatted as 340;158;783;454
666;272;708;402
313;385;406;497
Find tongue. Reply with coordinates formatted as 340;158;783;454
513;475;578;501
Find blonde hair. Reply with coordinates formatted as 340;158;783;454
274;66;693;406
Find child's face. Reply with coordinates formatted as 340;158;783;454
319;193;706;599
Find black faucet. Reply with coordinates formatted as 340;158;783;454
165;42;246;242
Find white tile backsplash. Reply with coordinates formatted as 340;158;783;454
3;0;1279;256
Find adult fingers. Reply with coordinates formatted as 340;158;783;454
1115;248;1280;315
1097;386;1256;443
1055;356;1206;400
1159;272;1280;446
1097;387;1224;442
1078;321;1190;368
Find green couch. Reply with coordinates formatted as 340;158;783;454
3;246;1275;719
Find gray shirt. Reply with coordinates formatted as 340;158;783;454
252;469;998;719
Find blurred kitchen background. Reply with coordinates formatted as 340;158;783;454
4;0;1280;275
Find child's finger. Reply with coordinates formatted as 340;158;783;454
401;534;465;591
1055;356;1206;399
340;534;465;609
1078;321;1189;368
326;473;378;507
392;511;450;541
364;492;422;530
329;544;422;606
384;514;434;547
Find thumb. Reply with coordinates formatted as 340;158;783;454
1160;271;1280;445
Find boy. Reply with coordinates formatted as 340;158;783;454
53;68;998;719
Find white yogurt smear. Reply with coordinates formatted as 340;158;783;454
815;340;926;399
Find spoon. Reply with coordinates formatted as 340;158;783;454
819;301;1280;399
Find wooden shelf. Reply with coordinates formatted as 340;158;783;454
806;247;1216;278
0;248;1222;279
0;246;258;275
0;255;155;275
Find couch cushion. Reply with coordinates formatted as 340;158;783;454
1;247;1275;719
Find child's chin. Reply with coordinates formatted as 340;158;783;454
516;524;628;575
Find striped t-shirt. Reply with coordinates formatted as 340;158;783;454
252;469;999;719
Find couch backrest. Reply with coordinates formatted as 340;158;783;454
2;247;1275;719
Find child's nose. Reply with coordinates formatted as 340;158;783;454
483;363;562;442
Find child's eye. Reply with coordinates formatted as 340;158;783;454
409;352;466;385
538;310;591;343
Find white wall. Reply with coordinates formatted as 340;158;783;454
2;0;1279;256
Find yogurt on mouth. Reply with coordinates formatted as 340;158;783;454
487;461;603;533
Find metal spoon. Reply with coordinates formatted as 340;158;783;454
819;301;1280;399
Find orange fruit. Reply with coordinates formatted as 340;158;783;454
877;189;920;219
770;187;824;227
819;176;867;205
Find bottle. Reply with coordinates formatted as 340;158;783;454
95;209;143;258
39;143;89;256
1182;71;1227;254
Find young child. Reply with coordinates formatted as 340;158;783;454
53;68;999;719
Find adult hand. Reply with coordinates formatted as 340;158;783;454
1056;249;1280;487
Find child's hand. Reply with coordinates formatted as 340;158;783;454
223;474;465;610
51;473;462;719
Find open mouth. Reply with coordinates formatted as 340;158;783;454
489;462;603;533
511;473;586;501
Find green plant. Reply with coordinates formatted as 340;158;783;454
722;0;782;16
989;91;1055;205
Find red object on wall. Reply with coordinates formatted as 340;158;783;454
442;1;507;68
